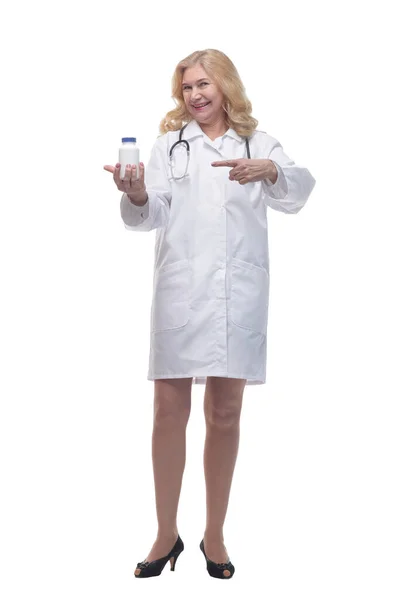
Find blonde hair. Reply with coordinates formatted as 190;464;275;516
158;49;258;138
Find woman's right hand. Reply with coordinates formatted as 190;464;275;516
103;162;148;204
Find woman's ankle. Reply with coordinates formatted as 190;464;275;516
204;529;224;542
157;527;179;539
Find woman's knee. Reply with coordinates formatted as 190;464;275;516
204;377;245;427
154;378;192;424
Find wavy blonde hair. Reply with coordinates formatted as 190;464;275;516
158;49;259;138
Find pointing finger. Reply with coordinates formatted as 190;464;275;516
211;160;238;167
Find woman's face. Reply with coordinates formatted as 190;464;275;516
182;64;225;124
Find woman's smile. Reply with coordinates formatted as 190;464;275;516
193;101;211;111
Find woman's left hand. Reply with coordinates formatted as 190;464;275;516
211;158;277;185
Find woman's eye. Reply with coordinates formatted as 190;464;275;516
183;82;208;90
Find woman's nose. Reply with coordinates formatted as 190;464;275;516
191;89;203;101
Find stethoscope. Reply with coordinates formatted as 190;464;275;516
168;122;252;181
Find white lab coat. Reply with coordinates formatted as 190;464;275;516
120;119;316;385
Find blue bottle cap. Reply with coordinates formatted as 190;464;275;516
122;137;136;143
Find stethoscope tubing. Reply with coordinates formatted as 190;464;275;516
168;123;251;180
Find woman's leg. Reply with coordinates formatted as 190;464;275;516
202;376;246;576
134;377;192;576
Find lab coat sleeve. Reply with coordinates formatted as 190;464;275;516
261;137;316;214
120;135;171;231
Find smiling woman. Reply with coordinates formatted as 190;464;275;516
114;48;316;583
160;49;258;140
180;65;226;138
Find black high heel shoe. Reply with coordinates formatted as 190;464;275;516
134;535;184;578
199;539;235;579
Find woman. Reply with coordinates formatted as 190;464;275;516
104;49;316;579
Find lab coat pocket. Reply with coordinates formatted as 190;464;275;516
229;258;269;336
151;259;191;332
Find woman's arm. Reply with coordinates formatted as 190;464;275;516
120;135;171;231
261;137;316;214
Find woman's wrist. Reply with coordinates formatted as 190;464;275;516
127;192;148;206
264;160;278;184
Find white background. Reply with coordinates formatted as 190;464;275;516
1;0;399;598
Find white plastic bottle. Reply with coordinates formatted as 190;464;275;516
119;137;140;179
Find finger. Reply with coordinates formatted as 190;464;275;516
131;165;138;181
114;163;123;186
139;162;145;182
123;164;132;183
103;165;115;173
211;160;238;167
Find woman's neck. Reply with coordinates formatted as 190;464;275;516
198;119;229;141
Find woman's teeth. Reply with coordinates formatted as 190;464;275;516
194;102;210;110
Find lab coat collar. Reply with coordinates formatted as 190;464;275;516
183;119;243;143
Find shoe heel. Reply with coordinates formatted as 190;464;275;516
135;535;183;578
169;549;182;571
